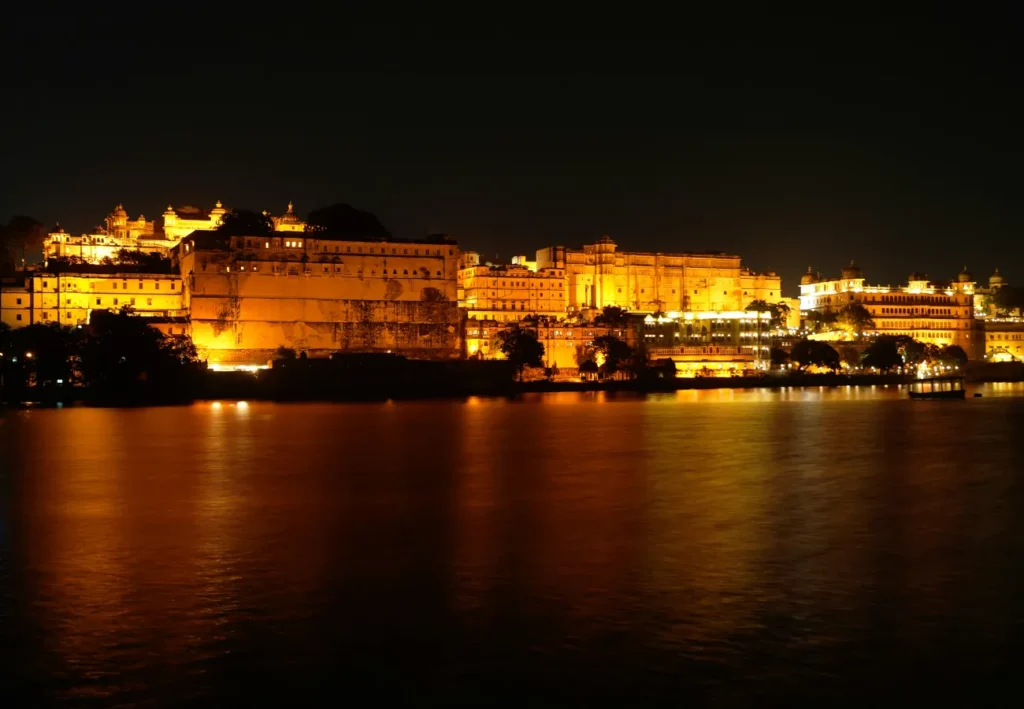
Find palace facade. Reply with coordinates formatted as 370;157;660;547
175;231;461;364
799;262;980;355
535;236;782;314
458;252;567;322
1;271;185;328
43;201;307;265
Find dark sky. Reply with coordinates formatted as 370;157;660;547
2;10;1021;295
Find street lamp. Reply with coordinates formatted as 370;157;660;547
25;352;33;359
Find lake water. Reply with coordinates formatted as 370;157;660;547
2;385;1024;705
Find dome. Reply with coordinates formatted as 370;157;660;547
908;272;929;282
989;268;1005;287
112;203;127;218
279;201;300;224
800;266;819;285
957;266;973;283
841;260;863;279
764;269;778;277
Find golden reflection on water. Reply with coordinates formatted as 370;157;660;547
2;383;1023;703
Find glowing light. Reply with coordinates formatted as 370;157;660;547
207;363;269;372
211;401;222;408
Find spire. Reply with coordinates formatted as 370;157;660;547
286;200;294;214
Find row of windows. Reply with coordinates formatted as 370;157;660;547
228;264;444;277
879;324;957;336
988;333;1024;341
879;307;955;315
486;279;561;287
37;280;176;290
880;294;957;304
240;238;454;258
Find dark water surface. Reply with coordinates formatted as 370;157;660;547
2;385;1024;706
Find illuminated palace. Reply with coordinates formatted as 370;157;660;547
799;262;980;355
0;272;185;330
176;231;461;364
973;268;1024;362
458;252;567;321
534;236;782;314
43;201;305;264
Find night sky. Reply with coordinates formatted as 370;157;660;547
2;10;1020;295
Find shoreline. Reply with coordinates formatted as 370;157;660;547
4;372;1021;408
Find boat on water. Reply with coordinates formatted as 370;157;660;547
908;376;966;400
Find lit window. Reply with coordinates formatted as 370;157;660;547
265;242;270;249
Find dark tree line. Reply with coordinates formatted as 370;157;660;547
1;309;200;404
782;336;968;373
0;216;46;273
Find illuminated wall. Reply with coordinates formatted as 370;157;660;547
646;346;756;377
459;263;568;321
536;236;782;313
0;278;31;327
25;273;184;327
984;321;1024;361
464;321;632;369
161;202;228;243
177;232;461;363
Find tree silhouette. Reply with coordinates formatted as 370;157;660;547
217;209;274;236
1;215;46;271
305;203;391;239
593;334;633;377
653;358;677;379
768;301;791;329
839;345;861;370
993;286;1024;316
804;310;838;333
593;305;628;327
496;326;545;380
789;340;841;371
769;346;790;368
579;359;599;380
836;304;875;339
937;345;968;368
862;337;903;372
79;308;199;397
